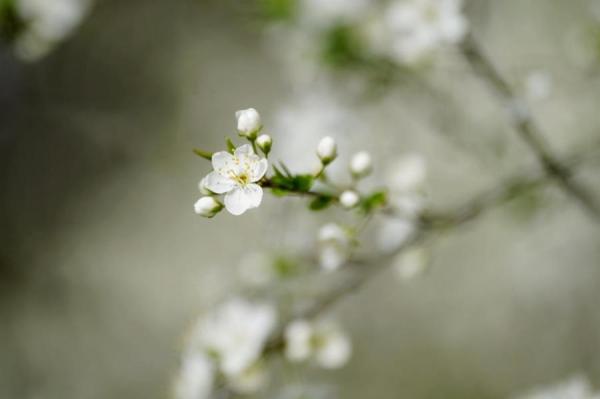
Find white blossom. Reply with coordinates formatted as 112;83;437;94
203;144;268;215
377;217;415;253
256;134;273;155
193;196;222;218
198;176;212;196
15;0;90;61
284;319;352;369
318;223;350;271
350;151;372;178
340;190;360;209
386;153;427;193
317;136;338;164
393;246;429;280
191;298;276;377
513;374;600;399
381;0;468;65
174;353;214;399
227;362;269;395
235;108;262;138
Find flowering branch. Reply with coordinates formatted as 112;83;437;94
459;33;600;222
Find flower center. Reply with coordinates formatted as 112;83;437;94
232;172;250;186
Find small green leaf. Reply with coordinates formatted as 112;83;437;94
272;256;297;277
309;195;333;211
226;138;236;153
193;148;213;161
269;174;314;194
360;191;387;213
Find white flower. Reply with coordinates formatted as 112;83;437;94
350;151;372;178
192;298;276;377
198;176;212;195
236;108;262;138
203;144;268;215
227;362;269;395
377;217;415;253
386;153;427;193
316;136;337;164
393;246;429;280
193;196;223;218
256;134;272;155
513;374;600;399
15;0;89;61
175;353;214;399
318;223;350;271
284;319;352;369
340;190;360;209
383;0;468;64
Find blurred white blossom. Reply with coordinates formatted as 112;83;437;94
202;144;268;215
175;353;214;399
284;319;352;369
350;150;373;178
340;190;360;209
318;223;350;271
393;246;430;280
317;136;338;164
15;0;90;61
514;374;600;399
226;361;269;395
190;298;276;377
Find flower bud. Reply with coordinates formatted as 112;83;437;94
339;190;360;209
316;136;337;164
194;196;223;218
350;151;372;178
198;176;212;195
255;134;272;155
235;108;262;139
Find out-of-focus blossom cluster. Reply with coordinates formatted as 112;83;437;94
513;374;600;399
263;0;469;84
175;297;352;398
0;0;91;61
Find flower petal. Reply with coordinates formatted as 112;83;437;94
235;144;254;158
251;158;268;182
245;184;263;208
224;185;263;215
212;151;234;172
204;171;235;194
224;187;252;215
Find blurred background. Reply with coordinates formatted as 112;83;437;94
1;0;600;398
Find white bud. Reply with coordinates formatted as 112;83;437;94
194;196;222;218
198;176;212;195
235;108;262;139
350;151;372;178
255;134;272;155
316;136;337;164
339;190;360;209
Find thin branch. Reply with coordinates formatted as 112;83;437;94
460;33;600;222
262;142;600;356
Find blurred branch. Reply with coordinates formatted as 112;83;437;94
255;140;600;366
460;33;600;222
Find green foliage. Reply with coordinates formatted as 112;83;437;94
321;24;364;68
272;256;297;278
309;195;334;211
0;0;24;42
269;164;314;196
360;191;387;213
226;138;236;153
193;148;213;161
260;0;297;21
